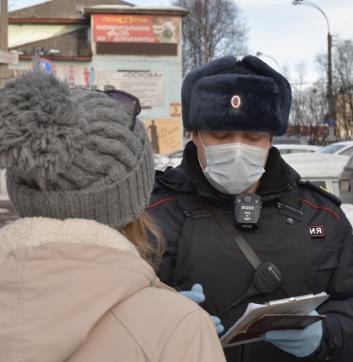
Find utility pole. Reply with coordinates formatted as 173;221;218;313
0;0;10;85
0;1;18;86
292;0;335;126
327;32;334;122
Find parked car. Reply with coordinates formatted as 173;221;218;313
168;149;184;159
165;149;184;168
273;135;308;145
340;203;353;226
153;153;170;171
274;144;321;155
282;153;349;196
318;140;353;157
339;153;353;203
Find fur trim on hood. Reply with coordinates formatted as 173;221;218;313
0;217;138;255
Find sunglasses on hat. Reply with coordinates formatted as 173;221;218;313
101;89;141;131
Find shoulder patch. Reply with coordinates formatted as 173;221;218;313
298;180;341;206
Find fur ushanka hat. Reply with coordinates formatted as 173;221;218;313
181;55;292;136
0;72;154;230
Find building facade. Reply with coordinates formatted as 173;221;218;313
8;0;187;154
336;92;353;140
0;0;10;84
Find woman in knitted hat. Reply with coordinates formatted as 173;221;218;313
0;72;225;362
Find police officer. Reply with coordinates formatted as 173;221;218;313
147;55;353;361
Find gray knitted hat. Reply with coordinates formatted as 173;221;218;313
0;72;154;230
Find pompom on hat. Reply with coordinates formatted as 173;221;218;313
181;55;292;136
0;72;154;230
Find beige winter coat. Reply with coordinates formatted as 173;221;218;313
0;217;225;362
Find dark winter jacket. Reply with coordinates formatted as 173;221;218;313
147;141;353;362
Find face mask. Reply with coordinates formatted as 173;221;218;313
198;135;269;195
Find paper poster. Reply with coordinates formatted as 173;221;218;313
170;102;181;117
98;70;164;107
144;119;183;155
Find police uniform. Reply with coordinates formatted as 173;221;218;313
148;143;353;361
147;55;353;361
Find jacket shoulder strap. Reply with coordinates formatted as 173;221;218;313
276;184;304;222
298;179;341;206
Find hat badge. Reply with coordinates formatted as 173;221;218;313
231;95;241;109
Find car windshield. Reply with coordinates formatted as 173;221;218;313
319;144;345;154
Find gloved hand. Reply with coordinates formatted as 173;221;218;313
179;283;205;304
211;315;225;335
262;310;323;358
179;283;224;335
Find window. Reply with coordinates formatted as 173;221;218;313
347;155;353;169
332;181;339;196
319;144;345;154
340;147;353;157
308;180;327;189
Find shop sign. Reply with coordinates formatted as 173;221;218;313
93;15;178;44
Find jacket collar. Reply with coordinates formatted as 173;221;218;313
0;217;139;255
181;141;300;203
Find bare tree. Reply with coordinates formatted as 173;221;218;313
333;39;353;139
291;87;325;126
290;63;311;127
174;0;248;74
289;61;328;143
310;40;353;139
288;39;353;142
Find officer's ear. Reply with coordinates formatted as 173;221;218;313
192;131;203;150
192;131;207;169
191;131;198;145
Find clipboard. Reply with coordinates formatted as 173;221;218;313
221;292;329;348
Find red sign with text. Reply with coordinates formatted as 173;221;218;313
93;15;156;43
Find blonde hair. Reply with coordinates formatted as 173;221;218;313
121;211;164;268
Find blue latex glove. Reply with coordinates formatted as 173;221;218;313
179;283;205;304
179;283;224;335
211;315;225;335
262;310;323;358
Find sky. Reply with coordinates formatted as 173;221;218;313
10;0;353;85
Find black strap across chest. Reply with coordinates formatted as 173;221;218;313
175;190;303;299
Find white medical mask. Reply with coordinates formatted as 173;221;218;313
198;135;269;195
